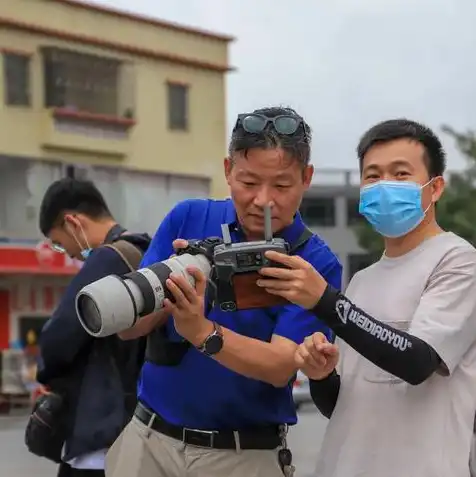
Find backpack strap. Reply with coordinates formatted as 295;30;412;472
103;240;143;272
97;239;147;401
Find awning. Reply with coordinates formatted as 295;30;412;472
0;242;82;276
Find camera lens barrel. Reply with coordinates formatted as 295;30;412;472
75;253;212;338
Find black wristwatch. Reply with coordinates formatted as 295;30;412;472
197;322;224;356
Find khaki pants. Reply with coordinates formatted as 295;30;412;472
470;433;476;477
105;417;284;477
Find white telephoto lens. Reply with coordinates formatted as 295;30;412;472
162;254;212;287
75;252;212;338
76;275;144;338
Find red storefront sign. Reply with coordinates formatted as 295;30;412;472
0;243;82;349
0;242;82;275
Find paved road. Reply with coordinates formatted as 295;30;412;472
0;405;327;477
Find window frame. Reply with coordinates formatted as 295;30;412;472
167;82;189;131
42;47;120;117
346;197;363;226
300;196;336;227
3;52;31;107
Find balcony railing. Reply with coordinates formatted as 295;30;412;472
52;108;134;139
41;46;136;121
40;108;133;157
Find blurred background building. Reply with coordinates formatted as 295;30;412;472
0;0;232;353
303;170;372;287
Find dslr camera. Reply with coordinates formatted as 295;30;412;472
76;206;290;338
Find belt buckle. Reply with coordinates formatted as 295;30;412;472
182;427;216;448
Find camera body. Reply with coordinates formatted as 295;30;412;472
176;237;224;263
175;206;292;313
211;238;290;311
214;238;289;272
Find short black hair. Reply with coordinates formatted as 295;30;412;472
39;178;112;235
228;106;312;166
357;118;446;177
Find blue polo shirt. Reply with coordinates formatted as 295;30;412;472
138;198;342;430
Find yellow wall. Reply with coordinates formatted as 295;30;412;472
0;0;231;198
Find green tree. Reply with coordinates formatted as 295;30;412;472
354;125;476;255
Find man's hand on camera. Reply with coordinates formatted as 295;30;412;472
295;332;339;381
164;239;212;345
172;238;188;254
256;250;328;309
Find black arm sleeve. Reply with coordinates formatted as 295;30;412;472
309;370;341;419
312;285;441;385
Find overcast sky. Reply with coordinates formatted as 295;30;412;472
92;0;476;172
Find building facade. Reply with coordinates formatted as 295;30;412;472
0;0;233;351
301;169;374;287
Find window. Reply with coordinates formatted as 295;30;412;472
43;47;120;116
300;197;336;227
167;83;189;130
3;53;31;106
347;253;374;280
346;197;363;225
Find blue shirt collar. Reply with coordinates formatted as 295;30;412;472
224;199;306;247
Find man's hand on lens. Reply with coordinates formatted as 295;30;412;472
295;332;339;381
164;239;213;345
257;251;328;309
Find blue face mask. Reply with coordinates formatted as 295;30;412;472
65;222;93;261
80;248;92;259
359;180;432;238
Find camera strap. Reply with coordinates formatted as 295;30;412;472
289;227;314;254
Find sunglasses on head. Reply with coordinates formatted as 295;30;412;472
234;113;305;136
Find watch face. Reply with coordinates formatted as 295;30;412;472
205;334;223;355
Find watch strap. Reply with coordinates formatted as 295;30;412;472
197;322;223;355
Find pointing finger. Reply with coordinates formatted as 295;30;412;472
304;333;325;351
300;342;327;367
319;343;339;356
308;345;328;365
312;332;329;348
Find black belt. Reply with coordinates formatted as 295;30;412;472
134;402;282;450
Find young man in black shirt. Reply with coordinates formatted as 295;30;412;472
36;178;150;477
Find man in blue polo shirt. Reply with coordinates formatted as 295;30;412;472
105;106;341;477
